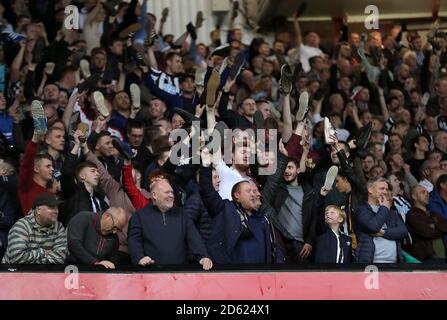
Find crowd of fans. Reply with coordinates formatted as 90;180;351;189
1;0;447;269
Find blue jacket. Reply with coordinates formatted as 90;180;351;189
0;112;13;144
315;228;352;263
127;203;208;265
184;192;213;244
199;166;282;264
355;204;408;263
428;190;447;241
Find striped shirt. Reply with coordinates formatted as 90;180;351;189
150;68;180;95
2;213;67;264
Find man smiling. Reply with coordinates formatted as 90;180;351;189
2;193;67;264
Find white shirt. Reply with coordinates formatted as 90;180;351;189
216;160;247;200
299;44;323;72
331;230;344;263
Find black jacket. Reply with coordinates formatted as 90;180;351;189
271;179;317;246
0;176;22;258
60;153;109;225
127;203;208;265
315;229;352;263
67;211;120;265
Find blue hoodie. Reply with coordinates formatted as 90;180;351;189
0;112;13;144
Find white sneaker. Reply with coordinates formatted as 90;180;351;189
45;62;55;75
324;165;339;191
296;91;309;121
195;67;206;87
80;59;91;79
324;117;336;145
31;100;47;136
93;91;110;118
130;83;141;109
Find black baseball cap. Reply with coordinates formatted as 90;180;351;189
32;192;62;209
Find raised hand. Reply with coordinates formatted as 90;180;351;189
279;138;288;156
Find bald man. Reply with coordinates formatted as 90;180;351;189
67;207;128;269
407;185;447;262
128;179;213;270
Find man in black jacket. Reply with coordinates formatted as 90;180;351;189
60;131;109;224
128;178;213;270
268;143;317;263
67;207;128;269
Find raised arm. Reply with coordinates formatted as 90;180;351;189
199;164;225;218
122;160;150;210
282;93;293;143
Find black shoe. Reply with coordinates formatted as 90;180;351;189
77;74;101;94
229;51;245;79
296;2;308;17
195;11;204;29
356;122;372;152
173;107;204;126
279;64;293;95
186;22;197;41
112;138;133;161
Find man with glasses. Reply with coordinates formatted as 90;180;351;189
66;207;127;269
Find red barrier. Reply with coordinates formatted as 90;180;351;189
1;271;446;300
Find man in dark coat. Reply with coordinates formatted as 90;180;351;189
128;178;213;270
355;177;408;263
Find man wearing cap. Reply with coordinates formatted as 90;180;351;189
2;193;67;264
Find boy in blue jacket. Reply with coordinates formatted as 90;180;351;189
315;205;352;263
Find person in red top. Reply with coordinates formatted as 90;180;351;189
19;133;55;215
122;159;152;210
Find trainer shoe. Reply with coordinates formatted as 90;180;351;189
324;117;336;145
279;64;293;95
323;165;339;191
31;100;47;136
93;91;110;118
206;70;220;106
296;91;309;121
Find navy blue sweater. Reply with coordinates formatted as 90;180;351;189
127;203;208;265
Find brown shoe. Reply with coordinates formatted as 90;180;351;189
206;70;220;106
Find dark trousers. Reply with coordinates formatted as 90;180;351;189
273;227;308;264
